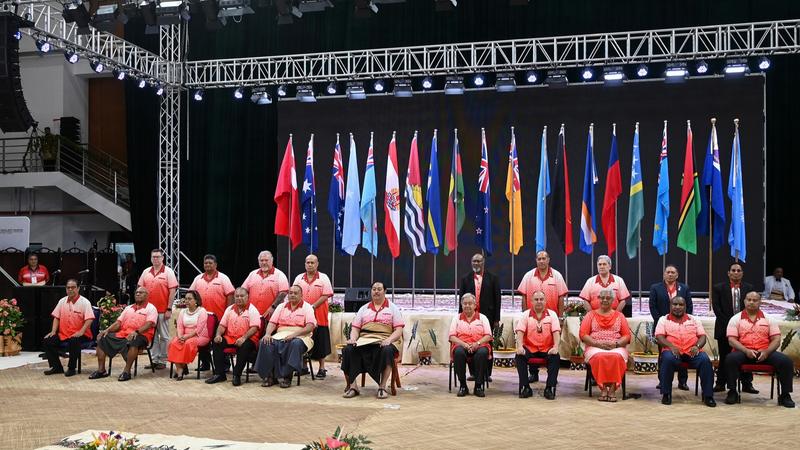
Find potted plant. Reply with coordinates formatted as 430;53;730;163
336;322;351;362
563;302;587;318
779;328;800;378
329;301;344;313
710;346;720;372
407;321;438;365
491;323;516;367
631;321;658;374
0;298;25;356
569;344;585;369
97;294;124;330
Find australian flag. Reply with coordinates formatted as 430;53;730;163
474;128;493;255
302;134;318;253
328;136;346;254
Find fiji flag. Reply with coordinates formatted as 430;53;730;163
426;130;443;254
579;124;598;254
728;121;746;261
535;126;550;252
474;128;493;255
301;134;318;253
342;133;361;256
328;134;346;254
653;121;670;256
360;132;378;257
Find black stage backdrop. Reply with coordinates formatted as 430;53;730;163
277;76;764;294
123;0;799;289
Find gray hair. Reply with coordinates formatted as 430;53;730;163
258;250;274;260
460;293;477;304
597;254;612;267
598;288;615;299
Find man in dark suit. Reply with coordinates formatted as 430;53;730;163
650;264;693;390
459;253;501;381
710;262;755;393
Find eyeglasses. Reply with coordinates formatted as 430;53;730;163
66;286;78;290
730;269;742;272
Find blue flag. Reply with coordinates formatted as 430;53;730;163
328;135;346;255
360;133;378;257
425;130;443;254
301;134;318;253
474;128;493;255
697;121;726;251
342;134;361;256
579;125;597;254
536;127;550;252
728;124;746;261
653;122;670;256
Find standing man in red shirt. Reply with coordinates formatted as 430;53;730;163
189;254;235;370
137;248;179;370
42;279;94;376
242;250;290;318
18;253;50;286
293;254;333;379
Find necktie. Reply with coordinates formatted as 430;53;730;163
733;288;739;312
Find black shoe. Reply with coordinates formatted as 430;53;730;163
117;372;131;382
544;387;556;400
64;369;77;377
44;367;64;376
741;384;759;394
457;386;469;397
661;394;672;405
678;383;690;391
182;367;190;376
88;370;109;380
713;384;726;393
467;375;475;382
519;386;533;399
197;364;210;371
316;369;327;379
528;372;539;383
232;375;242;386
778;394;795;408
655;383;661;390
703;397;717;407
205;374;227;384
724;390;740;405
474;387;485;398
487;376;493;383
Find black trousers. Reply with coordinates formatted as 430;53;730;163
42;335;89;371
212;339;256;377
453;346;489;388
716;338;753;387
657;345;688;385
724;350;794;393
342;343;396;385
515;350;559;389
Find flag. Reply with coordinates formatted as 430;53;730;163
360;133;378;257
697;119;726;251
342;134;361;256
327;134;346;255
404;131;426;256
505;127;523;255
444;129;465;255
579;125;598;254
274;135;302;249
625;123;644;259
653;121;670;256
551;124;574;255
728;122;746;261
301;134;318;253
474;128;493;255
426;130;443;254
384;133;401;259
535;126;550;252
677;122;702;254
601;125;622;255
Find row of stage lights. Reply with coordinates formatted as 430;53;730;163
191;57;773;104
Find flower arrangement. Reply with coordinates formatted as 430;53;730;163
303;426;373;450
97;295;124;329
784;309;800;321
0;298;24;337
329;301;344;313
563;302;587;317
57;431;143;450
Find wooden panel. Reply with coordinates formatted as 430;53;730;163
88;77;127;162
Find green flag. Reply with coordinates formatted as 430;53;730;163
626;125;644;259
677;123;702;253
444;129;465;255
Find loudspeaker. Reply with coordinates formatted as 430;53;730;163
344;287;371;312
0;13;35;132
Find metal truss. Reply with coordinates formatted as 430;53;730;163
158;24;182;276
185;18;800;88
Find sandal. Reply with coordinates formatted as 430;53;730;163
88;370;109;380
279;378;291;388
607;394;618;402
598;387;609;402
343;388;360;398
377;387;389;399
261;377;275;387
175;375;184;381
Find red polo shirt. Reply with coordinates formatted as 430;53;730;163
18;265;50;284
138;265;179;313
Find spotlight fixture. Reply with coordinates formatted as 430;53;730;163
112;68;127;80
723;58;748;75
140;0;159;34
326;82;337;95
346;82;367;100
602;66;625;83
197;0;227;30
758;56;771;70
473;73;485;87
218;0;255;17
393;78;413;98
296;84;316;102
92;4;128;33
89;59;105;73
233;87;244;99
64;48;79;64
435;0;457;11
421;76;433;90
525;70;538;83
636;64;649;77
250;90;272;105
696;60;709;74
13;30;22;40
444;76;464;95
35;37;51;53
581;67;594;81
156;0;190;25
545;69;568;87
61;0;92;35
193;89;204;101
665;62;688;78
277;85;288;97
495;72;516;92
137;78;148;89
155;84;165;96
373;80;385;92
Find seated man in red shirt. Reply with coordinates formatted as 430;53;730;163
514;290;561;400
724;291;795;407
18;253;50;286
90;287;158;382
42;279;94;376
448;293;492;398
206;287;260;386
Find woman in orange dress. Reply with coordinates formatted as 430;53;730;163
579;288;631;402
167;290;209;380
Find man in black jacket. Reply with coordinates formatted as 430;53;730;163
650;264;693;390
710;262;755;393
459;253;501;380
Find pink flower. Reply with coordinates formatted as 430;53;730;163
10;299;16;306
98;432;110;441
3;329;10;335
2;311;8;317
326;437;349;449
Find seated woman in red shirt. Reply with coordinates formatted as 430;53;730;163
448;293;492;398
167;290;210;381
579;288;631;402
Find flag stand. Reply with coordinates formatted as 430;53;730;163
331;226;336;288
614;203;619;270
433;254;437;307
564;253;569;288
411;257;416;308
637;239;642;313
707;194;713;312
454;246;458;308
287;239;292;282
349;256;352;288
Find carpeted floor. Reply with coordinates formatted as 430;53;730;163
0;356;797;449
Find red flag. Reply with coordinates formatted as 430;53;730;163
274;135;302;249
384;133;401;258
601;126;622;255
551;126;574;255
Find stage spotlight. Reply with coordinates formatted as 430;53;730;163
92;4;127;33
696;60;709;74
421;77;433;90
346;82;367;100
545;69;568;87
473;73;485;87
758;56;771;70
636;64;649;77
112;68;127;80
156;0;190;25
195;0;226;30
89;59;105;73
495;72;516;92
296;84;316;102
393;79;413;98
525;70;538;83
233;87;244;99
250;90;272;105
373;80;385;92
35;37;51;53
64;49;79;64
326;82;337;95
665;62;688;78
435;0;457;11
13;30;22;40
62;0;92;35
581;67;594;80
277;85;288;97
140;0;159;34
155;84;165;96
218;0;255;17
137;78;148;89
724;58;748;75
602;66;625;83
193;89;204;101
444;76;464;95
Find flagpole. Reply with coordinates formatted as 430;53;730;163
433;254;437;307
638;238;642;312
331;226;335;288
733;118;741;263
391;259;395;302
707;118;715;306
412;257;416;308
613;123;619;271
310;133;315;255
349;256;352;288
510;126;516;310
454;128;459;309
288;133;293;282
